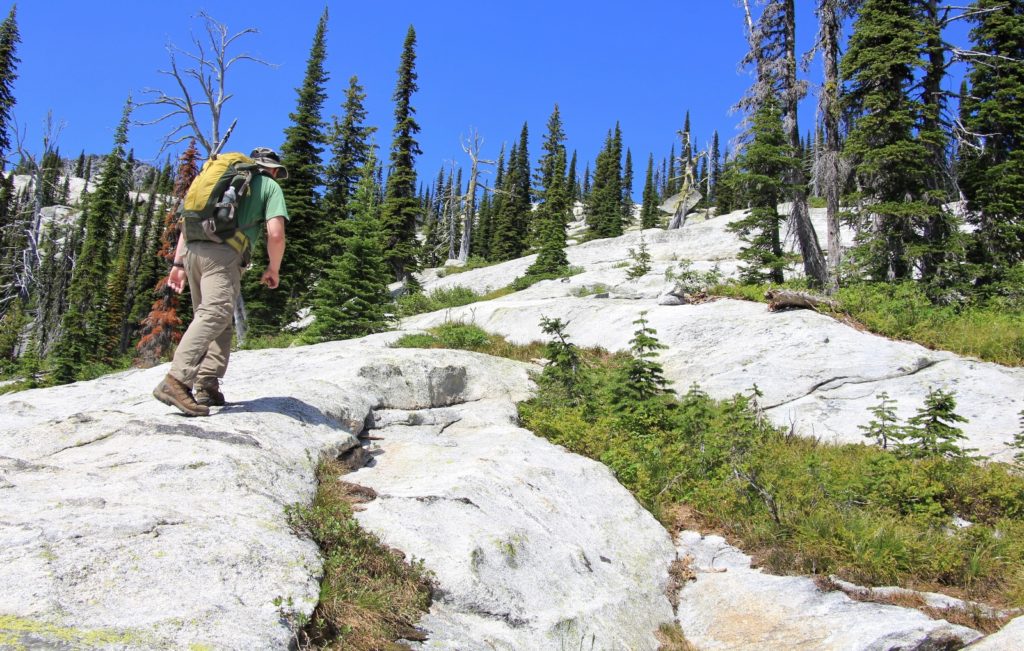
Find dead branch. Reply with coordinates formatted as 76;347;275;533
765;289;838;312
135;12;275;157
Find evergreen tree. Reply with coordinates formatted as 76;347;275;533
621;147;634;226
640;154;659;229
859;391;903;449
52;99;132;382
527;106;569;276
587;125;624;238
512;122;532;248
490;141;523;261
960;0;1024;288
380;25;422;282
610;312;671;413
899;387;972;459
74;150;86;178
0;5;18;168
567;149;579;205
305;148;391;342
539;316;589;405
728;101;791;284
246;8;329;333
323;75;376;227
842;0;939;282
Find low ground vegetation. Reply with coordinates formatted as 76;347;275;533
285;458;433;650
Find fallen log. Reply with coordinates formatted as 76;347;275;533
765;289;837;312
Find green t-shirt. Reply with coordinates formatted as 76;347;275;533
237;173;289;242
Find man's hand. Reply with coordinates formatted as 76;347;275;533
260;267;279;289
168;267;187;293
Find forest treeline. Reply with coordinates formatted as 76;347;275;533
0;1;1021;386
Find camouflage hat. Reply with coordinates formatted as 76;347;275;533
250;147;288;180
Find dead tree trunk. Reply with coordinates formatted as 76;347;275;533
782;0;828;289
458;130;491;263
816;0;846;291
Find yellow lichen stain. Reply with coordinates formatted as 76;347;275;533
0;613;146;647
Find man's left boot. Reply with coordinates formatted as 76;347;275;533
194;378;226;407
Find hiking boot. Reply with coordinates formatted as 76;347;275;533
194;379;225;407
153;374;210;417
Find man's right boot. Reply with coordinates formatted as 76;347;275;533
194;378;225;407
153;374;210;417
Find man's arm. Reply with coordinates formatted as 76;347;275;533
260;216;286;289
167;232;187;293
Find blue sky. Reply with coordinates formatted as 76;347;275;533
11;1;969;191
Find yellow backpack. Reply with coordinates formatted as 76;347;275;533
180;152;260;254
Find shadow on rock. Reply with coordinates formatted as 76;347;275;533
219;396;347;431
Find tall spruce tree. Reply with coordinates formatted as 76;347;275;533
640;154;660;229
323;75;376;227
527;105;570;275
621;147;634;226
490;141;523;261
245;8;329;333
586;124;624;238
842;0;937;282
305;148;391;342
728;101;792;284
960;0;1024;288
0;5;18;168
380;25;422;282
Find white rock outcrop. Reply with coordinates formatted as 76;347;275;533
0;336;676;649
406;210;1024;462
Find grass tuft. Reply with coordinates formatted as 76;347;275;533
286;458;433;650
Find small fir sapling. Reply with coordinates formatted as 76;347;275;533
859;391;904;450
899;387;973;460
626;234;652;280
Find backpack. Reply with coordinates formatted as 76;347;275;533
180;152;261;254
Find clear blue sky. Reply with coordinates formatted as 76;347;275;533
11;1;969;191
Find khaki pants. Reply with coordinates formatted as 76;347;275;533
170;241;243;387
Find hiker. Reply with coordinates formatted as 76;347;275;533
153;147;290;417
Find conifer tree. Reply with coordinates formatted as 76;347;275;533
512;123;532;248
381;25;422;282
490;141;523;261
960;0;1024;287
899;388;972;459
621;147;634;226
728;101;791;284
640;154;659;229
587;124;624;238
539;316;589;405
51;99;132;382
859;391;903;449
323;75;375;234
611;312;671;413
246;8;329;332
567;149;579;205
527;106;570;276
305;148;391;342
842;0;936;282
0;5;18;168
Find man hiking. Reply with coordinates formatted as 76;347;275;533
153;147;289;417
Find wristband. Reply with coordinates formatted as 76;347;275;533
172;261;184;268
